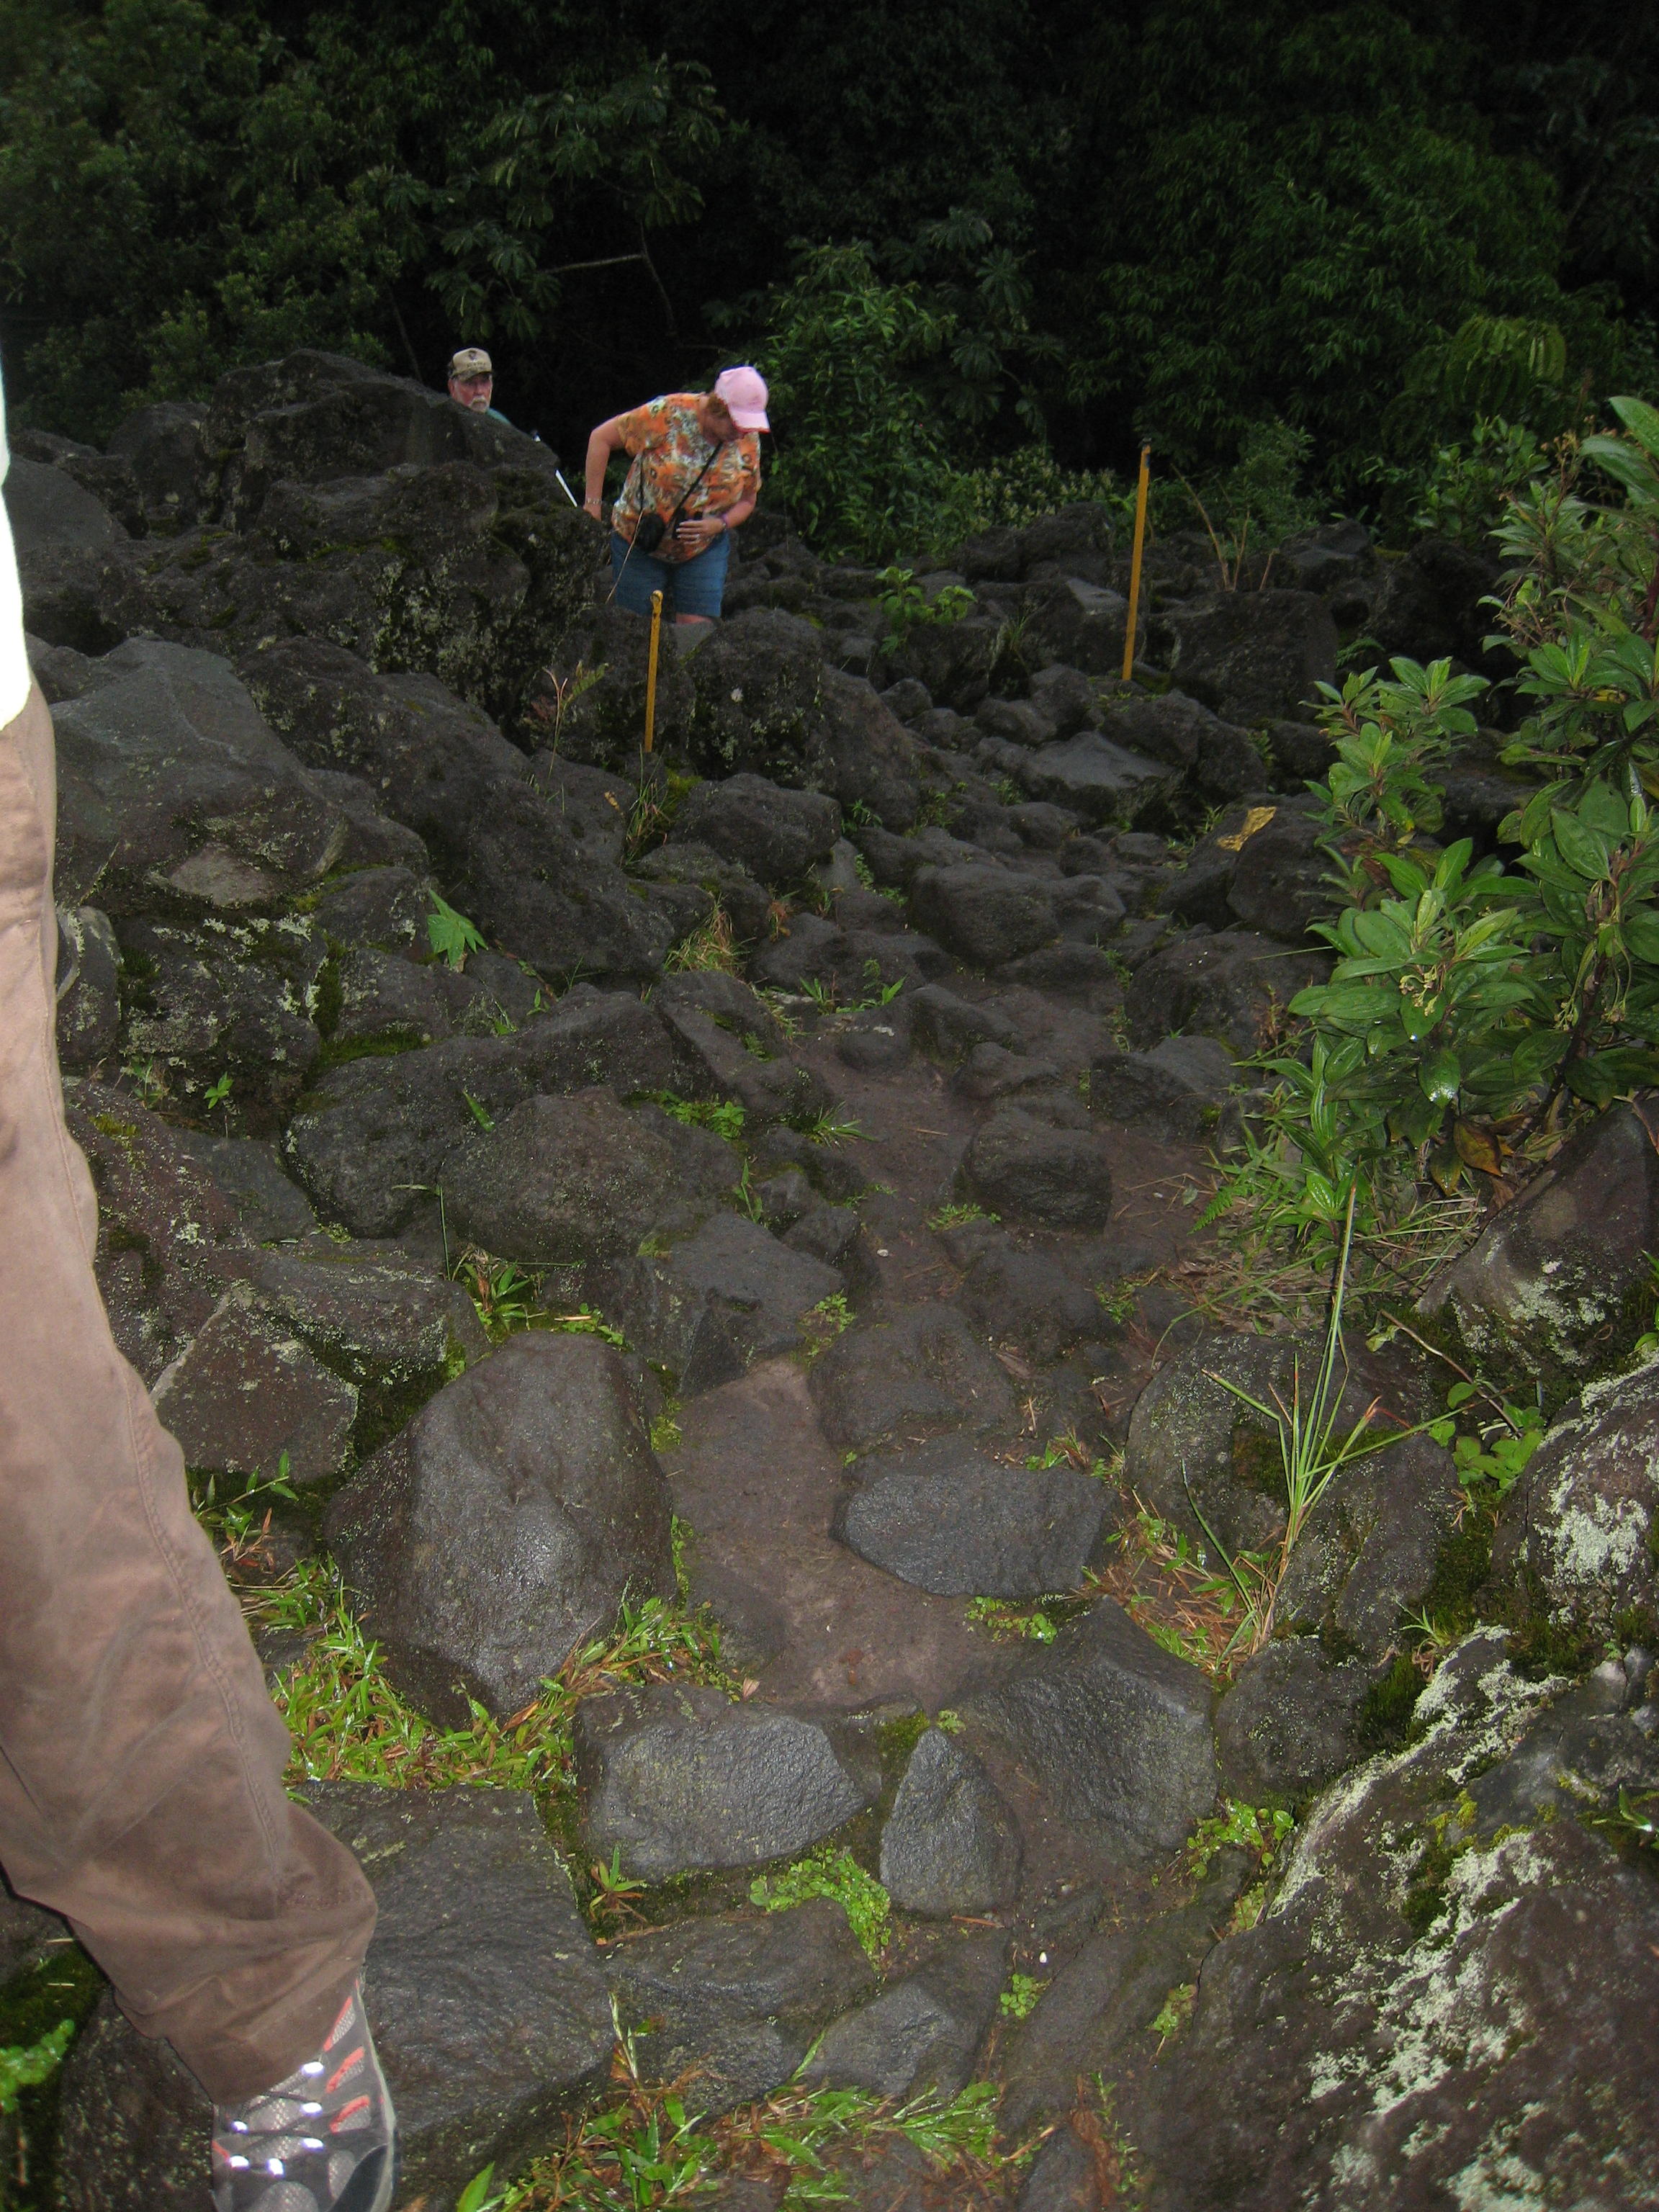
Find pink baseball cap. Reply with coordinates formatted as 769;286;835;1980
714;365;770;431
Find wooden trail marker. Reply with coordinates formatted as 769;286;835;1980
1122;441;1151;683
644;588;664;752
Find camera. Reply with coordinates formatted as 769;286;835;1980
633;513;667;553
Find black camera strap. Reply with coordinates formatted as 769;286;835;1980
660;441;721;533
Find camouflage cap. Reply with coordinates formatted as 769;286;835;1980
449;347;493;379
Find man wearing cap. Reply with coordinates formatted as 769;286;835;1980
446;347;514;426
583;366;769;624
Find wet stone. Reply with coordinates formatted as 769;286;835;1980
575;1681;879;1879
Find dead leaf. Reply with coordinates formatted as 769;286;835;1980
1215;804;1277;853
1452;1120;1504;1175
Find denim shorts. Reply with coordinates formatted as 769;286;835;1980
610;528;731;619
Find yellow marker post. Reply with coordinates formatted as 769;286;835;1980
1121;441;1151;683
644;588;665;754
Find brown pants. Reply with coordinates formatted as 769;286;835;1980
0;685;376;2103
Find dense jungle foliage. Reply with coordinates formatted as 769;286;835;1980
2;1;1658;543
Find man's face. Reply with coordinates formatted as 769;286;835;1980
449;374;493;413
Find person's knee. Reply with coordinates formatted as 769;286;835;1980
675;613;714;626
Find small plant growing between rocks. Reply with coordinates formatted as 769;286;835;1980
998;1971;1044;2020
665;904;740;974
875;565;974;653
426;890;485;970
799;1292;853;1361
927;1201;999;1230
649;1090;747;1144
750;1845;891;1963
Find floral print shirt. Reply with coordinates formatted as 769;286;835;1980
611;394;761;564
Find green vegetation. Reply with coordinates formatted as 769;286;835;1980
1205;406;1659;1334
649;1092;747;1145
0;2022;73;2116
926;1202;999;1231
481;2052;1011;2209
427;891;486;971
1182;1800;1295;1880
875;565;975;653
998;1972;1044;2020
6;5;1656;555
249;1562;731;1799
750;1846;891;1964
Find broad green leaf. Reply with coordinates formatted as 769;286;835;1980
1420;1049;1462;1105
1577;780;1630;837
1563;1054;1618;1108
1610;395;1659;467
1624;909;1659;965
1551;808;1611;881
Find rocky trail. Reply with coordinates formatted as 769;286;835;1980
4;350;1658;2209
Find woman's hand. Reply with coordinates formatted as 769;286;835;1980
675;514;728;550
583;495;604;522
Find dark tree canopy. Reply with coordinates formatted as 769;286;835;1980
1;0;1654;508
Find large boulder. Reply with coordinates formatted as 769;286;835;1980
1022;575;1133;673
808;1305;1017;1457
835;1439;1107;1598
151;1292;359;1485
1124;1329;1457;1656
1156;590;1338;726
681;606;827;772
1125;930;1331;1053
55;1781;615;2212
966;1600;1218;1858
1493;1358;1659;1633
957;1098;1116;1228
608;1900;876;2115
63;354;599;724
803;1936;1010;2101
1126;1631;1659;2209
575;1682;879;1878
3;451;126;561
198;349;562;523
1369;534;1507;675
67;1084;254;1383
107;399;210;534
1089;1035;1241;1145
1214;1637;1381;1805
879;1729;1022;1915
113;907;326;1114
1224;809;1332;943
909;864;1058;966
233;1243;487;1438
49;638;346;912
595;1212;843;1398
1011;730;1179;827
324;1333;676;1722
1101;692;1262;803
238;638;528;863
669;770;841;887
444;770;675;984
442;1089;707;1266
282;989;683;1237
1417;1101;1659;1399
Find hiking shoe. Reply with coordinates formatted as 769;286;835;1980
211;1982;397;2212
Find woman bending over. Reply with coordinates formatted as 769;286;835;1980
584;366;769;624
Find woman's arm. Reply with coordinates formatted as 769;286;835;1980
583;414;631;517
675;495;757;549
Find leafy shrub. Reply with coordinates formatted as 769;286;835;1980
1411;416;1549;547
957;446;1130;531
1210;394;1659;1256
754;243;976;559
